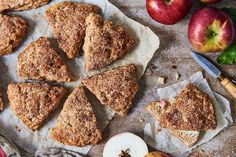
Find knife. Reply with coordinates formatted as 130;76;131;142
191;51;236;99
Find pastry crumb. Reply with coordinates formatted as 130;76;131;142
175;72;180;80
157;77;165;84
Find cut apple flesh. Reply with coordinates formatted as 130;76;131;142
103;132;148;157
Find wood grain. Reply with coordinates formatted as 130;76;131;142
88;0;236;157
221;77;236;99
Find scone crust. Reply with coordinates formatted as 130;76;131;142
83;13;135;71
160;84;217;131
18;37;74;83
7;82;66;131
83;64;139;117
0;89;3;111
45;1;100;59
0;14;27;56
0;0;50;12
51;86;102;147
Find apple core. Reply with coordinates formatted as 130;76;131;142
164;0;172;4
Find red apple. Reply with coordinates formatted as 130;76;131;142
188;8;234;53
146;0;192;25
200;0;222;4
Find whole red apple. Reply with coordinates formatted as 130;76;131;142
200;0;222;4
188;8;234;53
146;0;192;25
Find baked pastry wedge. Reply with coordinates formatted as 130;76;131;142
45;1;100;59
51;86;102;147
7;82;66;131
160;84;217;131
83;64;139;117
0;14;27;56
146;100;200;147
0;0;50;12
18;37;74;83
83;13;136;71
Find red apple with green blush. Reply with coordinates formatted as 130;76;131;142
200;0;222;4
146;0;192;25
188;8;234;53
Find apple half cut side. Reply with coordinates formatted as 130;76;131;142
146;0;192;25
188;8;235;53
103;132;148;157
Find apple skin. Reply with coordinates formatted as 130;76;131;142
200;0;222;4
188;8;234;53
146;0;192;25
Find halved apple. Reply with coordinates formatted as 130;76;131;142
103;132;148;157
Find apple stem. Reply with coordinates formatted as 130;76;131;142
206;29;217;39
119;149;131;157
165;0;171;4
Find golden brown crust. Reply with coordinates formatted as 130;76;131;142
145;100;199;147
7;82;66;131
0;89;3;111
45;1;100;59
51;86;102;147
0;14;27;56
0;0;50;12
83;13;136;71
18;37;74;83
160;84;217;131
83;64;139;117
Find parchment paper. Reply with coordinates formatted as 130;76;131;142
0;0;160;156
144;71;232;156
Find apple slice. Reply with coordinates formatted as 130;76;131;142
103;132;148;157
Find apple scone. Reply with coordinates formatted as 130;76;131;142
45;1;100;59
83;64;139;117
83;13;136;71
51;87;102;147
8;82;66;131
18;37;74;83
160;84;217;131
0;14;27;56
0;0;50;12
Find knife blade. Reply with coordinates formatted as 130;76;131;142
191;51;221;79
191;51;236;99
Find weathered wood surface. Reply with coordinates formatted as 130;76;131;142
88;0;236;156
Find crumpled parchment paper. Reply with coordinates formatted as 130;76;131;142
0;0;160;156
144;71;232;157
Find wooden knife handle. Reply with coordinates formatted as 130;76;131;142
220;77;236;99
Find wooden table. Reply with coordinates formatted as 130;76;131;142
88;0;236;156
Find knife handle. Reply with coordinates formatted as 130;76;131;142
220;76;236;99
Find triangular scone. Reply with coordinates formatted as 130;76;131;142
7;83;66;131
160;84;217;131
0;14;27;56
83;13;136;71
146;100;200;147
0;0;49;12
45;2;100;59
83;64;139;117
18;37;74;83
51;87;102;147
